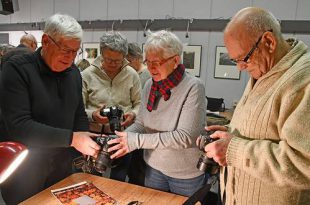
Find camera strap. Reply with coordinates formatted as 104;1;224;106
183;175;219;205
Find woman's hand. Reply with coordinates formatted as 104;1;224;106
92;105;109;124
107;131;130;159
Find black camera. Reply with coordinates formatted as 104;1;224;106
100;106;123;134
196;131;220;175
93;135;120;173
74;106;124;174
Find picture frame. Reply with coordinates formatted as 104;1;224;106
82;42;100;63
183;45;202;77
214;46;240;80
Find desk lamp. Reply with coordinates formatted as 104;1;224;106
0;141;28;184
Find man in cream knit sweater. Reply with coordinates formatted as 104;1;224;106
204;7;310;205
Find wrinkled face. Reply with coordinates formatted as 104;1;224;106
41;33;81;72
101;49;124;74
224;32;271;80
144;51;179;81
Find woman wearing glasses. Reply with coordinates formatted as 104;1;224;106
107;30;207;196
81;31;141;181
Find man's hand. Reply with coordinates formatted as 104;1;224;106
92;105;109;124
71;132;101;157
121;112;135;127
196;125;229;147
107;131;130;159
204;131;233;166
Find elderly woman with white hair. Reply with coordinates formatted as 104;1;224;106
108;30;207;196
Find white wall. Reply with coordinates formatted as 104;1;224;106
1;0;310;108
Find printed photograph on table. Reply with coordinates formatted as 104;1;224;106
82;43;100;63
51;181;117;205
214;46;240;80
182;45;202;77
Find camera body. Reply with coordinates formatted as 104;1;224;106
100;106;123;134
74;106;124;174
94;135;120;173
196;131;220;175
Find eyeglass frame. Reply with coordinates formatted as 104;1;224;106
143;54;178;67
230;29;273;65
102;56;124;65
47;34;82;56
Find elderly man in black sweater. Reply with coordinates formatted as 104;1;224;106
0;14;101;204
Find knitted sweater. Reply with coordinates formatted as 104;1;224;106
82;56;141;132
223;39;310;205
126;72;206;179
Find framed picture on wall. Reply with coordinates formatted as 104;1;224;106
82;43;100;63
214;46;240;80
183;45;202;77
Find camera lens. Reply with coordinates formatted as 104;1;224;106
94;151;111;173
197;154;209;171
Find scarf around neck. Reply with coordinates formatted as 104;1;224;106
147;64;185;112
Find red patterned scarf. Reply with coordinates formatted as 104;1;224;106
147;64;185;112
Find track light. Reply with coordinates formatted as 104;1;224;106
185;19;193;38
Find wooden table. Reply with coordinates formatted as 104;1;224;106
20;173;188;205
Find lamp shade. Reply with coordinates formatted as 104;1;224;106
0;141;28;184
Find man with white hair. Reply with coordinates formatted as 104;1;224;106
203;7;310;205
19;33;38;52
0;14;101;204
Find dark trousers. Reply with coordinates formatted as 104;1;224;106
110;153;132;181
127;149;146;186
1;148;73;205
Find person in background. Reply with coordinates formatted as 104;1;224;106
126;42;151;89
1;34;38;69
202;7;310;205
0;44;15;66
107;30;207;197
76;58;90;72
125;42;151;186
18;33;38;52
81;31;141;181
0;14;100;204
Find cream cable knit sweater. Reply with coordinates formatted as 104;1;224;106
223;39;310;205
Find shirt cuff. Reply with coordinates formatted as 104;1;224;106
226;137;247;168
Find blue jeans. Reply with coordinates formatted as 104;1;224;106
145;165;208;197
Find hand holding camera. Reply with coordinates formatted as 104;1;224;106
92;105;109;124
198;125;233;168
75;106;125;174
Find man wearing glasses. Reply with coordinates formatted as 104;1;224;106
81;31;141;182
0;14;101;204
203;7;310;205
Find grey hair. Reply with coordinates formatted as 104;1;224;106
44;13;83;40
127;42;143;58
227;7;283;41
144;30;183;58
20;34;37;44
100;31;128;56
245;10;282;40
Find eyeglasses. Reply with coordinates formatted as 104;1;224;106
144;55;177;67
47;35;82;56
230;29;273;65
103;56;123;65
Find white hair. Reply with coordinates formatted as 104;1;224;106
100;31;128;56
44;13;83;40
144;30;183;58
